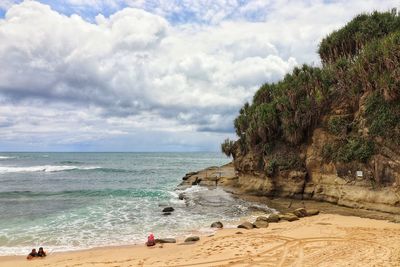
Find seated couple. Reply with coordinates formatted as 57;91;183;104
27;247;46;260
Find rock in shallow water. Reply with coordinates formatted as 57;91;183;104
185;236;200;242
210;221;223;228
162;207;174;212
155;238;176;244
237;221;254;229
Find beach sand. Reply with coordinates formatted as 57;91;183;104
1;213;400;267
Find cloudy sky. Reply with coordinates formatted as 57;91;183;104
0;0;398;152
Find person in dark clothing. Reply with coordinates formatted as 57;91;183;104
37;247;46;257
27;248;37;260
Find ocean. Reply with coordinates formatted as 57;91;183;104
0;152;272;256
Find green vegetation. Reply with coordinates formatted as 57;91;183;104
327;116;352;136
265;153;303;177
221;138;235;158
233;65;334;149
318;9;400;64
225;9;400;169
364;92;400;143
322;138;374;163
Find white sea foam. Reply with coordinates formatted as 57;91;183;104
0;156;15;159
0;165;100;173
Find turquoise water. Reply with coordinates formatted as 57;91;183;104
0;153;271;255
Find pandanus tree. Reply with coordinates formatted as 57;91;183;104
318;9;400;64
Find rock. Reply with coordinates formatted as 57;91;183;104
279;213;299;222
184;236;200;242
306;209;320;216
162;207;174;212
155;238;176;244
178;193;185;200
255;216;268;222
210;221;223;228
253;220;269;228
267;214;280;223
237;221;254;229
162;212;172;216
293;208;307;218
235;231;243;234
192;177;202;185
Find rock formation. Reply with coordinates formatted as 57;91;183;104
182;10;400;215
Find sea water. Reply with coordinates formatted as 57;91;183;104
0;152;273;255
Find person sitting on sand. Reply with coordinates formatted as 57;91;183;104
27;248;37;260
37;247;46;257
146;233;156;246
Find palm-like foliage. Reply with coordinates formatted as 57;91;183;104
319;9;400;64
221;138;236;158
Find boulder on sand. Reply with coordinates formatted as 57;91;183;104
279;213;299;222
306;209;320;216
162;207;174;212
155;238;176;244
255;216;268;222
185;236;200;242
253;220;269;228
210;221;223;228
267;214;280;223
293;208;307;218
237;221;254;229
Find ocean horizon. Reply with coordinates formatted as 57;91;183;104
0;152;271;256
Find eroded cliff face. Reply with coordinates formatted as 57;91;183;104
304;128;400;213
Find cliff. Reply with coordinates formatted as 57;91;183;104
216;10;400;214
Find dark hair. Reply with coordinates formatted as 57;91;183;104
39;247;43;250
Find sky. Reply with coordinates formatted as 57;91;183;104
0;0;398;152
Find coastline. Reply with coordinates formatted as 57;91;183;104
1;213;400;267
2;161;400;266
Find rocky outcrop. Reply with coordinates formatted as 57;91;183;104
210;221;223;228
179;163;238;188
179;131;400;215
237;222;254;229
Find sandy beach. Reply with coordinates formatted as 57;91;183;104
1;213;400;267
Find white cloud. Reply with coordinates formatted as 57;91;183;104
0;0;398;151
